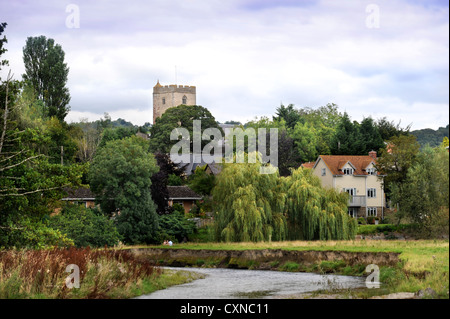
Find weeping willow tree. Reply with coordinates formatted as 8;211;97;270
212;152;287;242
283;168;357;240
212;152;357;242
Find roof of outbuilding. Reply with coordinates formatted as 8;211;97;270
61;187;96;200
167;186;203;200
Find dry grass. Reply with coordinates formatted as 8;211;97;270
0;247;161;299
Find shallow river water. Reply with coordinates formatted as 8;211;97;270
137;267;366;299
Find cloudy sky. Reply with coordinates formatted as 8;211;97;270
1;0;448;130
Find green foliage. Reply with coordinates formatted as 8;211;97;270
376;134;421;196
282;167;357;240
48;204;121;247
291;122;318;162
212;153;287;242
22;35;70;121
157;211;197;243
411;125;449;148
391;146;449;232
149;105;222;153
188;165;215;195
88;136;160;244
211;153;356;242
168;173;183;186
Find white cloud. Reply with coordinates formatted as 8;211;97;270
1;0;448;130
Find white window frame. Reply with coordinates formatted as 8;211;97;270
343;168;354;175
344;188;357;196
367;207;377;217
366;167;377;175
367;188;377;198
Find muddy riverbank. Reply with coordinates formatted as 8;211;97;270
131;248;400;274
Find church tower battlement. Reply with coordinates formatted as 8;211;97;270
153;80;196;123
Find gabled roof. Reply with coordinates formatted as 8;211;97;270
315;155;379;176
167;186;202;200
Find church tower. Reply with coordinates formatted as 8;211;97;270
153;80;196;123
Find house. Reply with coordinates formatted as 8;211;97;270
300;161;315;169
167;185;203;214
310;151;385;220
61;187;96;209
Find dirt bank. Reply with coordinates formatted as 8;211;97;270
131;248;400;273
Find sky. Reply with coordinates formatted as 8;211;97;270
1;0;449;130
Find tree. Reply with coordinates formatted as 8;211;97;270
283;167;356;240
149;105;222;154
291;122;318;163
330;112;361;155
212;153;287;242
1;71;83;248
88;136;160;244
0;22;8;72
273;103;301;130
211;152;356;242
188;165;215;195
48;204;121;247
376;117;411;141
150;152;185;214
22;35;70;121
358;117;384;154
390;146;449;232
375;134;421;196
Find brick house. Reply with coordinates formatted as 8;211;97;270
310;151;386;220
167;186;203;214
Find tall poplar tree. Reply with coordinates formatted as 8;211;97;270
22;35;70;121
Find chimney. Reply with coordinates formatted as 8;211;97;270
369;150;377;160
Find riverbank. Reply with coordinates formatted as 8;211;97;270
127;240;449;299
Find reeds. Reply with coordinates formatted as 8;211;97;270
0;247;161;299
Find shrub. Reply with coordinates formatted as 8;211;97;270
48;204;121;248
157;211;197;243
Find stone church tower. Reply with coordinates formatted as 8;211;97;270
153;80;196;123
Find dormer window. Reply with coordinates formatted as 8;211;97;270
343;168;354;175
367;167;376;175
182;96;187;104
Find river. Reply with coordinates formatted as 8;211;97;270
137;267;367;299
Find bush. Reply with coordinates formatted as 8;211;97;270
157;211;197;243
357;217;366;225
48;204;121;247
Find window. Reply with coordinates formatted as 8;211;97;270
182;96;187;104
348;208;358;218
344;188;356;196
162;98;166;105
367;188;377;198
321;168;326;176
343;168;354;175
367;167;376;175
367;207;377;217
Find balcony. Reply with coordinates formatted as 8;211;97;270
348;195;366;207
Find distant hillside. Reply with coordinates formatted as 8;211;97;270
411;124;449;147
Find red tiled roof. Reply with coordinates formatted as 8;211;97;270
316;155;377;176
301;161;315;169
